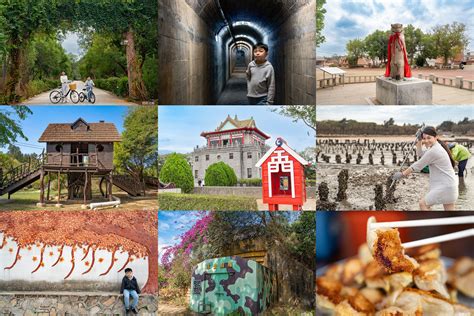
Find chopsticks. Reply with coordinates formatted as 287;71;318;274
367;216;474;249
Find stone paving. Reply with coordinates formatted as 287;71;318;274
316;83;474;105
216;73;249;105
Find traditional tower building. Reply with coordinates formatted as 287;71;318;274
192;115;270;184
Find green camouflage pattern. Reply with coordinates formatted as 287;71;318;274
190;256;274;315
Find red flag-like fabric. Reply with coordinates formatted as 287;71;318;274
384;32;412;78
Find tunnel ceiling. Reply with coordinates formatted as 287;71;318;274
221;24;264;44
185;0;312;33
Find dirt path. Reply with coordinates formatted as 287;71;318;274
21;80;138;105
158;304;193;315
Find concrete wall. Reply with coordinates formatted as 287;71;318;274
0;293;157;315
0;235;148;292
270;1;316;105
158;0;213;104
193;186;316;198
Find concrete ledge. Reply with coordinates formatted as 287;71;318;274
376;76;432;105
193;186;316;198
0;292;157;315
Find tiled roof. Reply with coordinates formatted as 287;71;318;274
216;115;256;131
38;118;121;142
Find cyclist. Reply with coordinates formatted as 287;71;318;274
85;77;95;102
60;72;69;103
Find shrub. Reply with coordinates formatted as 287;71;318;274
306;179;316;187
158;193;258;211
95;77;128;97
237;178;262;186
25;79;58;98
159;153;194;193
204;162;237;186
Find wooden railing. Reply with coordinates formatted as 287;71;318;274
44;153;99;168
0;151;45;189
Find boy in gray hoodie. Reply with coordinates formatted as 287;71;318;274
246;43;275;105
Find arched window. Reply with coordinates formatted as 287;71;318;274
55;144;63;152
96;144;104;152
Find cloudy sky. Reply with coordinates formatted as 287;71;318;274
158;106;315;154
317;105;473;125
61;32;82;57
318;0;474;56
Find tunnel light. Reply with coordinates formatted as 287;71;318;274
231;21;269;37
215;35;219;42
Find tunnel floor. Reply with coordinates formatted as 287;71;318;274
216;70;248;105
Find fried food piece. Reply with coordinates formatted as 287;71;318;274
349;291;376;314
316;276;344;310
407;244;441;262
359;287;385;305
371;229;419;274
413;259;449;298
334;300;368;316
359;243;374;265
375;306;415;316
364;260;389;291
453;269;474;298
387;272;413;291
342;258;364;285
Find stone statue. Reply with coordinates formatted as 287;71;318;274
385;23;412;80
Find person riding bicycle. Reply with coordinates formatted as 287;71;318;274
60;71;68;103
85;77;95;102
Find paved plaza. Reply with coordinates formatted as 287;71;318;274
316;83;474;105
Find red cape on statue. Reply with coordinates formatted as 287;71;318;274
385;32;412;78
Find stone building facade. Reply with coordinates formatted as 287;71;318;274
191;115;269;184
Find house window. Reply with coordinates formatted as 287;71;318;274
206;155;209;161
55;144;63;152
195;156;199;162
217;155;221;160
96;144;104;152
229;153;233;159
247;152;252;159
194;170;198;179
247;168;252;178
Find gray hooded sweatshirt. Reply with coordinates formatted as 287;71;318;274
246;60;275;104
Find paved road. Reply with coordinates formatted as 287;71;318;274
21;80;138;105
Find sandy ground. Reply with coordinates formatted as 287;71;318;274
317;163;474;211
158;304;193;315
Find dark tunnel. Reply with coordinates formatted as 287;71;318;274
158;0;316;105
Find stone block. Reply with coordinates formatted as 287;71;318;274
376;76;432;105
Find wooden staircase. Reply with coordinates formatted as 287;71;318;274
111;175;143;197
0;153;45;198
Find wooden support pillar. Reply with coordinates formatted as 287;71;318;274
46;176;51;201
83;171;88;205
39;169;45;204
108;173;113;201
57;171;61;205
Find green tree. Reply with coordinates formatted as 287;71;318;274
346;39;365;67
403;24;424;64
316;0;326;47
431;22;469;66
0;106;31;146
114;106;157;184
29;34;72;80
159;153;194;193
271;105;316;134
364;30;389;64
288;212;316;270
204;162;237;186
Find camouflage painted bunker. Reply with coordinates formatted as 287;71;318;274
190;256;275;315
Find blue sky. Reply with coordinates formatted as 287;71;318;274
158;211;205;262
158;106;315;154
0;106;129;155
317;105;473;125
318;0;474;56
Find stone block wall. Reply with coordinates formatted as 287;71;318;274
0;293;157;315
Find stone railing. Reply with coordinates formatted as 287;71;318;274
417;74;474;91
317;75;377;88
0;292;157;315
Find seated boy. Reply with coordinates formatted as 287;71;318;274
120;268;141;314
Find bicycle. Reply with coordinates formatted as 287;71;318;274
79;88;96;104
49;82;79;104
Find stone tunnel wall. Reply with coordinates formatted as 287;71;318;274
158;0;213;105
0;293;157;315
270;0;316;105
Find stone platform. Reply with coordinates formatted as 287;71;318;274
375;76;432;105
0;292;157;315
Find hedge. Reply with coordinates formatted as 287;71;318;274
95;77;129;97
237;178;262;186
306;179;316;187
25;79;58;98
159;153;194;193
158;193;258;211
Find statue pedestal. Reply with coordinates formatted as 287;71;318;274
376;77;432;105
